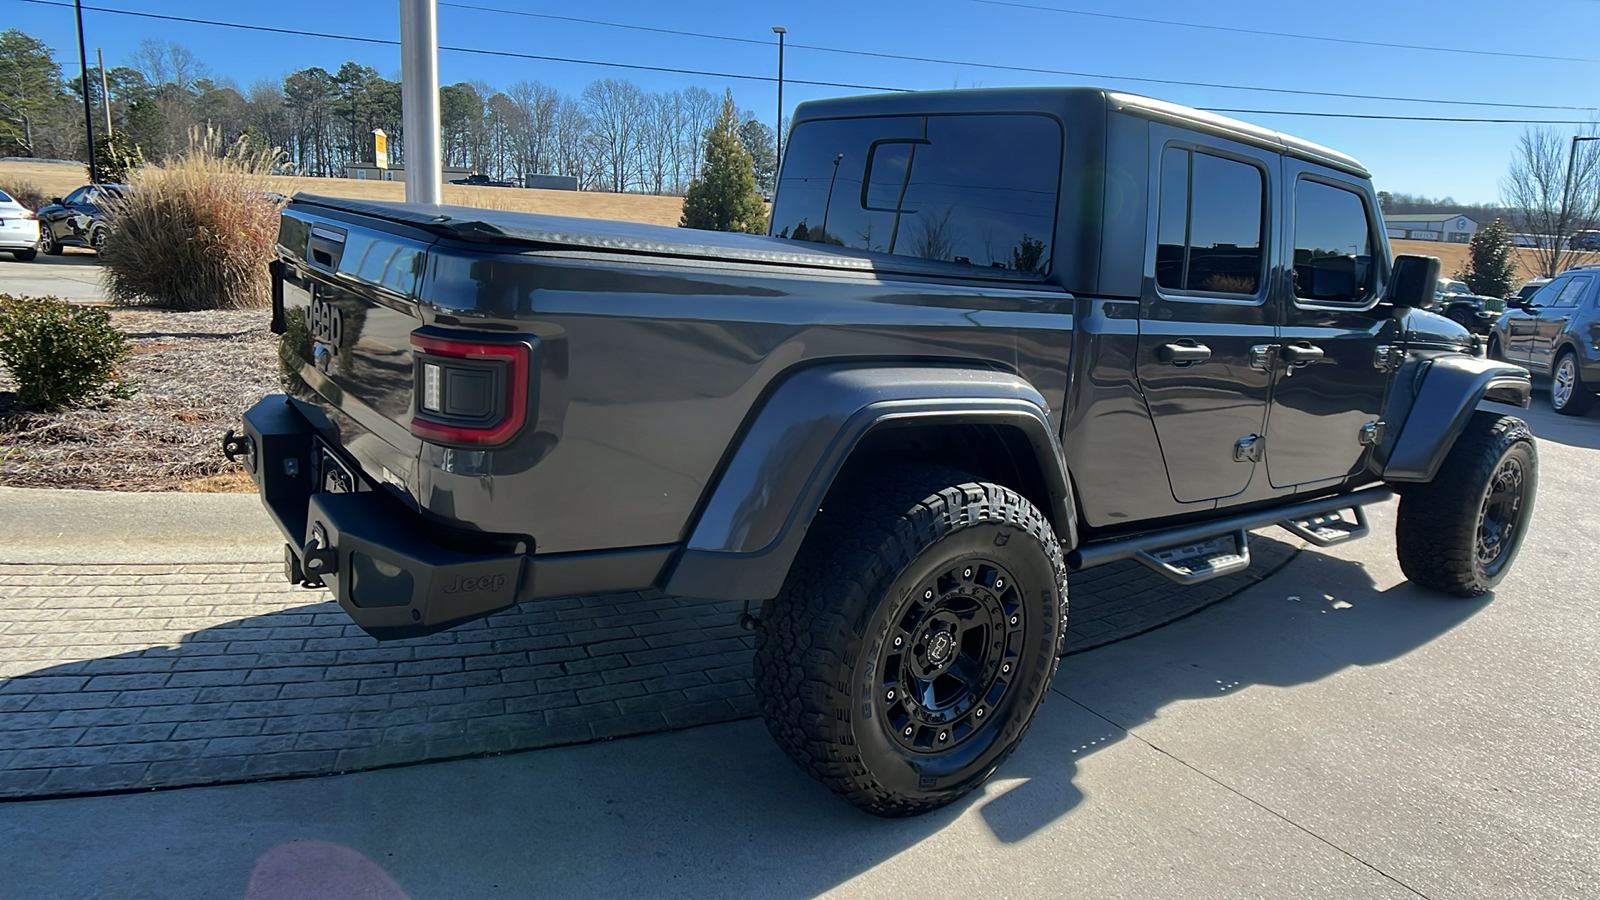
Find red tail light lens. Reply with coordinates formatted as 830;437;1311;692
409;332;529;447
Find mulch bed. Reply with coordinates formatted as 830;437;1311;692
0;309;278;491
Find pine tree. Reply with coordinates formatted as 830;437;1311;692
680;92;768;234
1456;219;1517;298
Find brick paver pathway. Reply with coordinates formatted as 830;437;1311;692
0;535;1295;798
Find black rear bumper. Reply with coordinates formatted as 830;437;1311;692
239;395;524;640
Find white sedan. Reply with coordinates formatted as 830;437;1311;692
0;189;41;261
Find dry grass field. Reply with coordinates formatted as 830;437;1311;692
0;159;687;226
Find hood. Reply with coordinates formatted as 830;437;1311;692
1401;307;1477;354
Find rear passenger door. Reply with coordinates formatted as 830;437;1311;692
1265;166;1397;490
1530;274;1594;372
1136;134;1278;505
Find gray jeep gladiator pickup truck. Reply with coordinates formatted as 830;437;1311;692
232;87;1536;816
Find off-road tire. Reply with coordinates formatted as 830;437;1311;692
1551;350;1595;416
1447;308;1476;332
10;248;36;261
39;229;61;255
753;466;1068;817
1395;412;1536;596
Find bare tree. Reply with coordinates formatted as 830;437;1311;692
582;78;644;192
679;86;717;185
1503;127;1600;278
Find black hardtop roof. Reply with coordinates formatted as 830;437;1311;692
791;86;1369;179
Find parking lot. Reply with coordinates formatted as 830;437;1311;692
1;400;1596;898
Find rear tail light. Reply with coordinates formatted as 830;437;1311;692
19;210;36;220
409;331;530;447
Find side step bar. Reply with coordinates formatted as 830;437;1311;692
1068;486;1395;585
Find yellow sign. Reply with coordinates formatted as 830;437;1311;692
374;129;389;169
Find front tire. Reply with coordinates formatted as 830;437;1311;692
1486;336;1504;361
1396;412;1537;596
1551;351;1595;416
1448;308;1476;332
754;467;1067;817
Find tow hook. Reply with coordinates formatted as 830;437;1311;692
221;429;256;472
301;525;338;589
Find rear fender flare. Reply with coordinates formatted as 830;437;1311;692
1378;354;1532;483
664;364;1075;602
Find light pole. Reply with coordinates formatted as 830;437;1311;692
772;26;786;160
400;0;443;205
74;0;96;181
820;153;844;239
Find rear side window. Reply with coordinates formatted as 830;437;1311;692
1155;148;1266;296
1551;274;1592;308
1293;179;1376;306
0;190;12;203
771;114;1062;274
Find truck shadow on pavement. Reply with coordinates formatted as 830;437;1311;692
0;541;1493;897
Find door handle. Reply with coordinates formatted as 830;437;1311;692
1283;343;1325;364
1160;342;1212;364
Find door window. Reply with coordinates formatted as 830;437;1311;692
1155;148;1266;296
1551;275;1591;308
1292;180;1375;306
1527;277;1567;308
63;187;90;205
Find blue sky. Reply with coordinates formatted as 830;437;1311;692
8;0;1600;204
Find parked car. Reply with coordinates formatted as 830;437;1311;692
1489;265;1600;414
448;173;517;188
1515;277;1551;303
1429;278;1505;334
36;183;129;255
0;188;40;261
235;87;1536;817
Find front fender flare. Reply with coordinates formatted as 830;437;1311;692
664;364;1075;602
1378;354;1531;483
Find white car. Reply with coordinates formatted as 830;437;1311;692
0;189;41;261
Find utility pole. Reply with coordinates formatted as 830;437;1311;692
74;0;96;180
400;0;442;205
97;48;111;135
772;26;786;160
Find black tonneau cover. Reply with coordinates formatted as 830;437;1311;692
289;194;1042;284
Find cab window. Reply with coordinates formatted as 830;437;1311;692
1293;180;1375;306
1156;148;1266;296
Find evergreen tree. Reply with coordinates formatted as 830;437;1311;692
1457;219;1518;298
680;92;768;234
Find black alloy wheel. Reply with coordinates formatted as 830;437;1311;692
1474;452;1528;579
879;558;1024;755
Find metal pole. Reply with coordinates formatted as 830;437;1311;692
772;26;786;160
74;0;96;180
400;0;442;205
97;48;111;135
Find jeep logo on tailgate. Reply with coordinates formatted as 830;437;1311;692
310;287;344;348
443;574;508;595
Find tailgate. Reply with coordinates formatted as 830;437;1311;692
275;207;435;502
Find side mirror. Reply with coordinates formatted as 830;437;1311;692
49;197;63;206
1387;254;1441;308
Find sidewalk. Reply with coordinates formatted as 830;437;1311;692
0;486;1298;798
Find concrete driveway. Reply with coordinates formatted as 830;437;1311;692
0;249;105;303
2;400;1597;899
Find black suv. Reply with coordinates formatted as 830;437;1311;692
1430;278;1504;334
1489;265;1600;414
36;184;129;255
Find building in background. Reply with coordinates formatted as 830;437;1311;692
1383;213;1479;244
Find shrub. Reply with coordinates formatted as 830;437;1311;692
99;128;289;311
680;91;768;234
0;294;132;411
0;178;47;211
